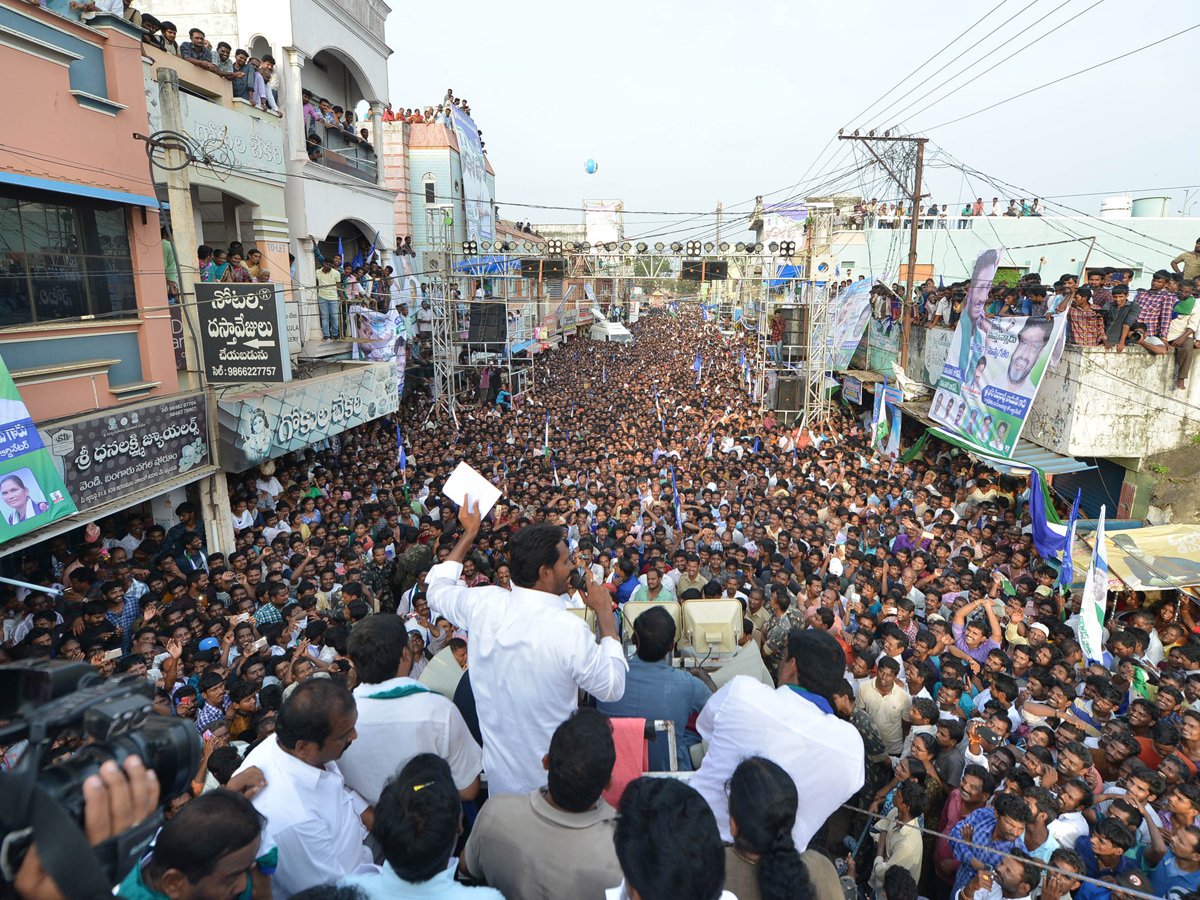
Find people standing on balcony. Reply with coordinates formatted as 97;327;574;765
228;252;252;283
382;104;396;121
210;248;231;282
316;257;342;341
159;20;179;54
254;55;279;112
67;0;120;22
991;197;1002;216
181;28;218;72
1171;238;1200;281
1066;287;1104;346
1099;284;1139;351
121;0;141;28
1131;270;1177;342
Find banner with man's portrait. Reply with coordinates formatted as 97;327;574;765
0;353;76;546
929;248;1067;458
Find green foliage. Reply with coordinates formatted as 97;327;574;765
1150;463;1169;475
993;267;1022;287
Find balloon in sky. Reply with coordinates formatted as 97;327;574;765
586;159;598;174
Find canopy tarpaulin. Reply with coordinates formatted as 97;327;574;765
1100;525;1200;592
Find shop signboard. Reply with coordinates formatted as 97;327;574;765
196;283;291;383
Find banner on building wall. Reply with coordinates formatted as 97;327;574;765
449;106;493;243
821;278;876;371
0;356;77;544
38;392;210;515
217;363;399;472
350;306;408;401
929;247;1067;458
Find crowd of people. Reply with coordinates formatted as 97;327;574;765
839;199;1046;230
5;308;1200;900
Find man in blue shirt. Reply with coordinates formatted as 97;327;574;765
949;792;1031;897
1073;818;1139;900
597;605;714;771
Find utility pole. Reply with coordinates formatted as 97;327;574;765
715;201;723;245
146;69;233;557
837;134;927;370
153;68;204;392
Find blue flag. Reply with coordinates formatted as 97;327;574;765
338;237;344;262
1030;476;1081;582
669;462;684;532
396;422;407;477
753;438;759;453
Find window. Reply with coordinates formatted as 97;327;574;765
423;175;436;205
0;188;137;327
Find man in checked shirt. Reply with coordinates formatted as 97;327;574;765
1132;270;1177;342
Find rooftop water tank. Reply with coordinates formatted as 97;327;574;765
1131;196;1170;218
1099;195;1132;218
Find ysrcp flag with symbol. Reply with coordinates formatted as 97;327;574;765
0;353;76;544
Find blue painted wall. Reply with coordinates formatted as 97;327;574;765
0;6;110;100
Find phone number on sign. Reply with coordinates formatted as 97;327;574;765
213;366;278;378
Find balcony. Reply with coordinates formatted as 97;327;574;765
310;125;377;182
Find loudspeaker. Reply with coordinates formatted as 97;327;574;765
468;302;506;343
776;377;800;411
781;307;807;345
680;259;728;281
519;258;564;279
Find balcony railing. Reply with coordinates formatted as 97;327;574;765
310;122;377;182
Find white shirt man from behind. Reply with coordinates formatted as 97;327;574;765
689;628;865;852
428;502;627;797
339;612;482;805
234;678;375;900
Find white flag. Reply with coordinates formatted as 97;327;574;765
1078;505;1108;664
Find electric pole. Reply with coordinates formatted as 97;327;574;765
837;134;928;370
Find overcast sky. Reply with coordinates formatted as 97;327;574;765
385;0;1198;241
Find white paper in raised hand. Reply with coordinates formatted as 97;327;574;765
443;462;502;518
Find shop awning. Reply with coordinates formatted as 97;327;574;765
509;340;534;355
927;427;1094;475
0;170;159;209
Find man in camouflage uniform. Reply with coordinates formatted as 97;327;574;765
362;544;397;612
762;585;806;676
392;526;431;597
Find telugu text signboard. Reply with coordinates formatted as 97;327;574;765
196;282;291;383
217;362;399;472
38;392;210;515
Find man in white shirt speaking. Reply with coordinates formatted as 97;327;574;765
235;678;374;899
690;628;865;852
339;612;482;805
428;501;627;797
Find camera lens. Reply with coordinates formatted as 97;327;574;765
37;717;202;819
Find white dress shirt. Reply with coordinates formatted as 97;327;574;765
339;676;482;805
235;734;374;900
427;559;628;796
689;676;865;852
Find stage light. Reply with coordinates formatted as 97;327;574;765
719;242;730;252
566;242;577;252
670;242;683;252
523;241;533;251
655;242;665;251
462;240;477;255
735;242;746;252
768;242;779;253
636;242;648;253
605;242;617;251
686;241;701;255
547;239;563;254
704;242;714;253
780;241;796;258
580;241;591;252
751;242;764;252
536;243;547;252
620;241;631;251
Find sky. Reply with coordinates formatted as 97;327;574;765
384;0;1198;242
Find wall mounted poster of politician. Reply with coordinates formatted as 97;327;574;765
0;353;76;545
929;248;1068;457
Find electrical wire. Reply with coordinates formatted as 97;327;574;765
921;21;1200;131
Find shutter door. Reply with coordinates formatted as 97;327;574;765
1051;458;1127;519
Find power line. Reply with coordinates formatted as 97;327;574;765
921;21;1200;131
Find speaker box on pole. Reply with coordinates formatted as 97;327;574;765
519;259;565;279
468;302;507;343
776;377;800;411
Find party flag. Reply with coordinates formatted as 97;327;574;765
1078;506;1109;665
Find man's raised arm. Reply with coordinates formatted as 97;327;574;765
427;499;481;630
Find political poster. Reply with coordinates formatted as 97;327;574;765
822;278;876;371
842;376;862;404
350;306;406;402
929;248;1067;457
0;354;76;545
871;386;901;459
449;106;493;243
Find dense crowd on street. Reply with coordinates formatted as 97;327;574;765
5;308;1200;900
